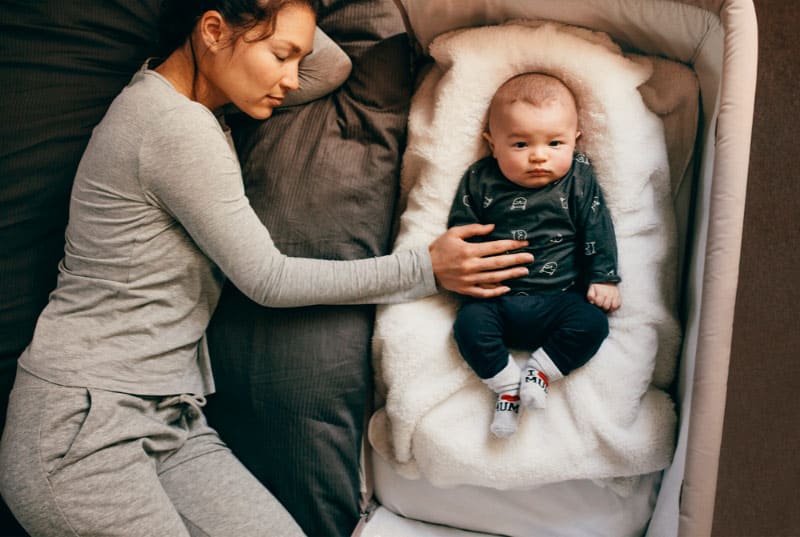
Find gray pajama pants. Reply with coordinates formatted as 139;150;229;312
0;367;304;537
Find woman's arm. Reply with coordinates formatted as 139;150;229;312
141;106;529;307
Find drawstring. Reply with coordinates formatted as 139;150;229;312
157;393;207;420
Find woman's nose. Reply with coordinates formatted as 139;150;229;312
280;64;300;92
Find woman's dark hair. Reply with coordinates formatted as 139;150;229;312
157;0;314;58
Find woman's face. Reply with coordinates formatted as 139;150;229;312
204;5;316;118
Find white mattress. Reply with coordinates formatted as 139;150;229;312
365;450;660;537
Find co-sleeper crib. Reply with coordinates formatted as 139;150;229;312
0;1;757;536
355;2;757;536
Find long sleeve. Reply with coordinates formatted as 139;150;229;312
573;165;621;284
140;105;436;308
448;164;484;229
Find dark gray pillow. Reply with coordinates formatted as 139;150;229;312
204;2;414;536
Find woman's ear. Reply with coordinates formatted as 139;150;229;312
198;10;229;51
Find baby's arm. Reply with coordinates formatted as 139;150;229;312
575;162;621;311
587;282;621;312
447;165;483;229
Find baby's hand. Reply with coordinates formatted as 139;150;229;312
587;282;621;312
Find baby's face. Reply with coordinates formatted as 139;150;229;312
484;99;579;189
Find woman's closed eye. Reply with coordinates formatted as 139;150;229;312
271;46;292;62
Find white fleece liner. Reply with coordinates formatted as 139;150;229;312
370;21;682;489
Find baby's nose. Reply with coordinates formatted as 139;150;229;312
529;150;545;162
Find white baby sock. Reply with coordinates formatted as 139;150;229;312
519;348;564;409
483;356;522;438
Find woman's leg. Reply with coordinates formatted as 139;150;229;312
0;369;190;537
158;417;303;537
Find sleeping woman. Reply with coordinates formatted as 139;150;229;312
0;1;533;536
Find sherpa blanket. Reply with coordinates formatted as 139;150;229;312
369;21;684;490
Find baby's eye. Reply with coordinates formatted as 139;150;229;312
513;141;527;148
549;140;563;147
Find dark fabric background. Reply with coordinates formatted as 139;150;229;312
204;3;413;535
0;3;160;534
713;1;800;535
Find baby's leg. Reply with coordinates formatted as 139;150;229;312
518;292;609;408
483;358;522;438
454;300;521;438
520;348;563;409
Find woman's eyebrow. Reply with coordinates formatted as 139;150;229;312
273;39;311;55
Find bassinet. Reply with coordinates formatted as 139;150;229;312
356;1;757;537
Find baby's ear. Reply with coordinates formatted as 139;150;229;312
575;130;582;141
482;131;495;152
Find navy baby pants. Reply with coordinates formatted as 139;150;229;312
453;291;609;379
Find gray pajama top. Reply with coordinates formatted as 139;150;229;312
19;66;436;396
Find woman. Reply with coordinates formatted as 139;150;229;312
0;1;532;535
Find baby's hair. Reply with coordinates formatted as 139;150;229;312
487;72;577;125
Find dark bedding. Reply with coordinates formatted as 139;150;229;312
205;3;413;535
0;3;160;533
0;1;412;536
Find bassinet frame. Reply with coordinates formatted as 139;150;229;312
371;1;758;535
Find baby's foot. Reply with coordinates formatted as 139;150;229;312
491;391;520;438
519;365;549;409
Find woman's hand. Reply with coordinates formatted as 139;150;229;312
429;224;533;298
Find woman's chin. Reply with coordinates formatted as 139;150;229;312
241;105;274;120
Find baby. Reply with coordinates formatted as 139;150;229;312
447;73;621;437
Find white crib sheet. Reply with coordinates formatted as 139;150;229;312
367;450;660;537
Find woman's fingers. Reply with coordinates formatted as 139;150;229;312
464;265;530;285
460;284;512;299
447;223;496;240
428;225;533;296
470;250;533;272
470;239;530;258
